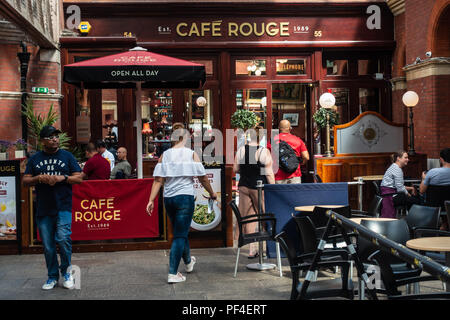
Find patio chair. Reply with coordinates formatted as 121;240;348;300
275;231;354;300
358;219;438;299
351;195;383;218
228;200;282;278
403;204;441;239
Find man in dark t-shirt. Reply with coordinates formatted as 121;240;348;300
23;125;82;290
82;143;110;180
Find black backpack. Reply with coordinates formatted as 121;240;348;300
278;140;300;174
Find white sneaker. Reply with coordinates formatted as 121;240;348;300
168;272;186;283
185;256;196;273
63;272;74;289
42;279;58;290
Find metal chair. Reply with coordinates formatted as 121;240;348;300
404;204;441;239
351;195;383;218
229;200;282;278
358;219;438;299
275;231;354;300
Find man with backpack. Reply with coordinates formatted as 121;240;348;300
270;119;309;184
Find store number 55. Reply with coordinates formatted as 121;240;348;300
314;30;322;37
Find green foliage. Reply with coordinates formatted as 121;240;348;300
312;108;340;129
22;101;71;151
231;109;258;130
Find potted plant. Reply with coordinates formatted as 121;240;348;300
13;138;27;159
0;140;11;160
22;101;71;152
231;109;259;131
312;107;340;155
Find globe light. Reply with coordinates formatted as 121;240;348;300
319;92;335;109
402;91;419;108
255;69;262;76
196;96;207;107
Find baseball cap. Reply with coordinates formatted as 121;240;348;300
39;125;62;138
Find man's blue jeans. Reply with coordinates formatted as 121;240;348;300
164;195;195;275
36;211;72;280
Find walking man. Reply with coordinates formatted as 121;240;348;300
23;125;83;290
270;119;310;184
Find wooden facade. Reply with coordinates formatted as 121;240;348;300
3;1;396;254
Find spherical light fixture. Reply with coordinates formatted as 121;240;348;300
319;92;336;109
402;91;419;108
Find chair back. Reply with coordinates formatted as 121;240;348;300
425;185;450;211
366;195;383;217
372;180;381;196
310;205;351;229
357;219;410;263
292;215;319;254
405;204;441;231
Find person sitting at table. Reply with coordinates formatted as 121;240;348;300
419;147;450;230
233;126;275;258
380;150;421;218
110;147;132;179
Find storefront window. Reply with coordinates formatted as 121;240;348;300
359;88;380;113
326;60;348;75
235;59;266;76
272;83;306;138
329;88;349;124
185;89;213;134
276;59;305;75
236;89;267;127
358;59;380;75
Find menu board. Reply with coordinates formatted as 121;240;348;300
0;160;20;242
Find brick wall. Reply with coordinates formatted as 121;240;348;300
0;44;61;146
407;74;450;158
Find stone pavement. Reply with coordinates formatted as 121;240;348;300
0;246;445;300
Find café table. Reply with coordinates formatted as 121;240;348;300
406;237;450;292
294;205;345;212
353;176;384;211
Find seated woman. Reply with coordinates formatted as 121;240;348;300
380;150;421;218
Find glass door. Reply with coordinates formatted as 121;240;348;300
272;83;308;141
236;88;267;128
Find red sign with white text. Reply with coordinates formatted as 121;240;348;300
71;179;158;240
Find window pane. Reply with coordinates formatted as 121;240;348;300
236;89;267;128
358;59;380;75
359;88;380;113
329;88;349;124
235;59;266;76
326;60;348;75
276;59;306;75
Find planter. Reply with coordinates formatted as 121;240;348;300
14;150;25;159
0;153;7;161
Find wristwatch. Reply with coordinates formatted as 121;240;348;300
63;174;69;183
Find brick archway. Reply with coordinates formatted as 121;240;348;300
428;1;450;56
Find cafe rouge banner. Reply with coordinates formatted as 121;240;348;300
91;13;393;43
71;179;158;240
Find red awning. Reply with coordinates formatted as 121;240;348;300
63;47;206;89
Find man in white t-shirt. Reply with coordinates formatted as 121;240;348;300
95;139;115;171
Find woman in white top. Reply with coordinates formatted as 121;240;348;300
146;123;217;284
